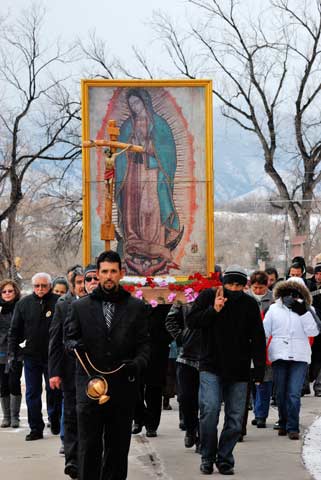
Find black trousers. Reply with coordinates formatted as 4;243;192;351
176;363;199;434
63;388;78;469
0;362;23;397
76;370;137;480
134;383;163;431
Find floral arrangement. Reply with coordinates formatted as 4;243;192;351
121;272;222;307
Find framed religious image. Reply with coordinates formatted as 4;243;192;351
81;79;214;277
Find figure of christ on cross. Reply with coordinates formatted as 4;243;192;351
83;119;143;251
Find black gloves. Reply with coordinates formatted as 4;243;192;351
7;356;19;373
291;301;307;316
65;339;85;355
283;295;307;316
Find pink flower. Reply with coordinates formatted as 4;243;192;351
159;280;168;287
184;287;194;296
167;292;177;303
150;299;158;308
135;289;143;300
185;294;195;303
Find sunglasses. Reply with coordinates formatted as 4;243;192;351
33;284;49;288
2;289;14;294
85;276;98;282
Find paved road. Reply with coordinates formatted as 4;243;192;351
0;393;320;479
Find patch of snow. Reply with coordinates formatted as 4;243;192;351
302;415;321;479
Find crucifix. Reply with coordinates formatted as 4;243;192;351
83;119;143;250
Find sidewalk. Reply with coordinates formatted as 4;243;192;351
0;393;320;479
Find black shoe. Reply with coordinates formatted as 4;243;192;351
251;418;257;426
25;431;43;441
256;418;266;428
238;435;244;442
195;442;201;454
132;423;143;434
273;421;280;430
59;443;65;455
200;461;213;474
314;392;321;397
146;429;157;437
50;417;60;435
216;463;234;475
184;431;197;448
64;463;78;479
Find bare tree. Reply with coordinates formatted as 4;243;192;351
152;0;321;257
0;6;81;278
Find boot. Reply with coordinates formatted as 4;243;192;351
10;395;22;428
0;396;11;428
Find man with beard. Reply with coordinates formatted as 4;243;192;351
49;267;85;479
65;250;150;480
186;265;266;476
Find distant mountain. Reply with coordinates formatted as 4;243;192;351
214;115;269;202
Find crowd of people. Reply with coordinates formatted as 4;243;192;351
0;251;321;479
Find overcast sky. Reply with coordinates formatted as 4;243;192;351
2;0;194;73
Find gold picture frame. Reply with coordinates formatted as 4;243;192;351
81;79;214;276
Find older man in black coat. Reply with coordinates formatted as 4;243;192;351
65;250;150;480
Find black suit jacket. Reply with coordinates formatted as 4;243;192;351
65;288;150;376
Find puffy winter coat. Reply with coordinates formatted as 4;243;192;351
264;279;319;364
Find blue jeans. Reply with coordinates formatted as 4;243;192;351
254;381;273;419
199;371;247;467
272;360;308;433
24;357;62;433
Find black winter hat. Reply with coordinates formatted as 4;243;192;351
84;264;96;276
223;265;248;286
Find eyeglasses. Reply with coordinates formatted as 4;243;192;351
33;284;49;288
85;276;98;282
2;289;14;294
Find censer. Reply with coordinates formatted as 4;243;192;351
74;349;124;405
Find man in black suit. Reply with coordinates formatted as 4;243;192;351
65;250;150;480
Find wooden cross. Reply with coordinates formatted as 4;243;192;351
83;119;143;250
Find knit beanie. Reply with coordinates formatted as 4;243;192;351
223;265;248;286
84;264;96;276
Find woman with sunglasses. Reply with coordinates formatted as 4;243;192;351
0;279;22;428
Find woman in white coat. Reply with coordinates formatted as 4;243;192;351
264;277;320;439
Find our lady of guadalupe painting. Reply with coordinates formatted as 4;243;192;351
82;80;214;277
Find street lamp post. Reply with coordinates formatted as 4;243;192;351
284;235;290;276
254;242;259;267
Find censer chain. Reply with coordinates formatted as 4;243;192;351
85;352;125;375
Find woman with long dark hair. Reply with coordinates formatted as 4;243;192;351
0;279;23;428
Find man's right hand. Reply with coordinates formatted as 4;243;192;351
213;286;227;312
49;376;62;390
65;339;85;354
7;357;18;373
